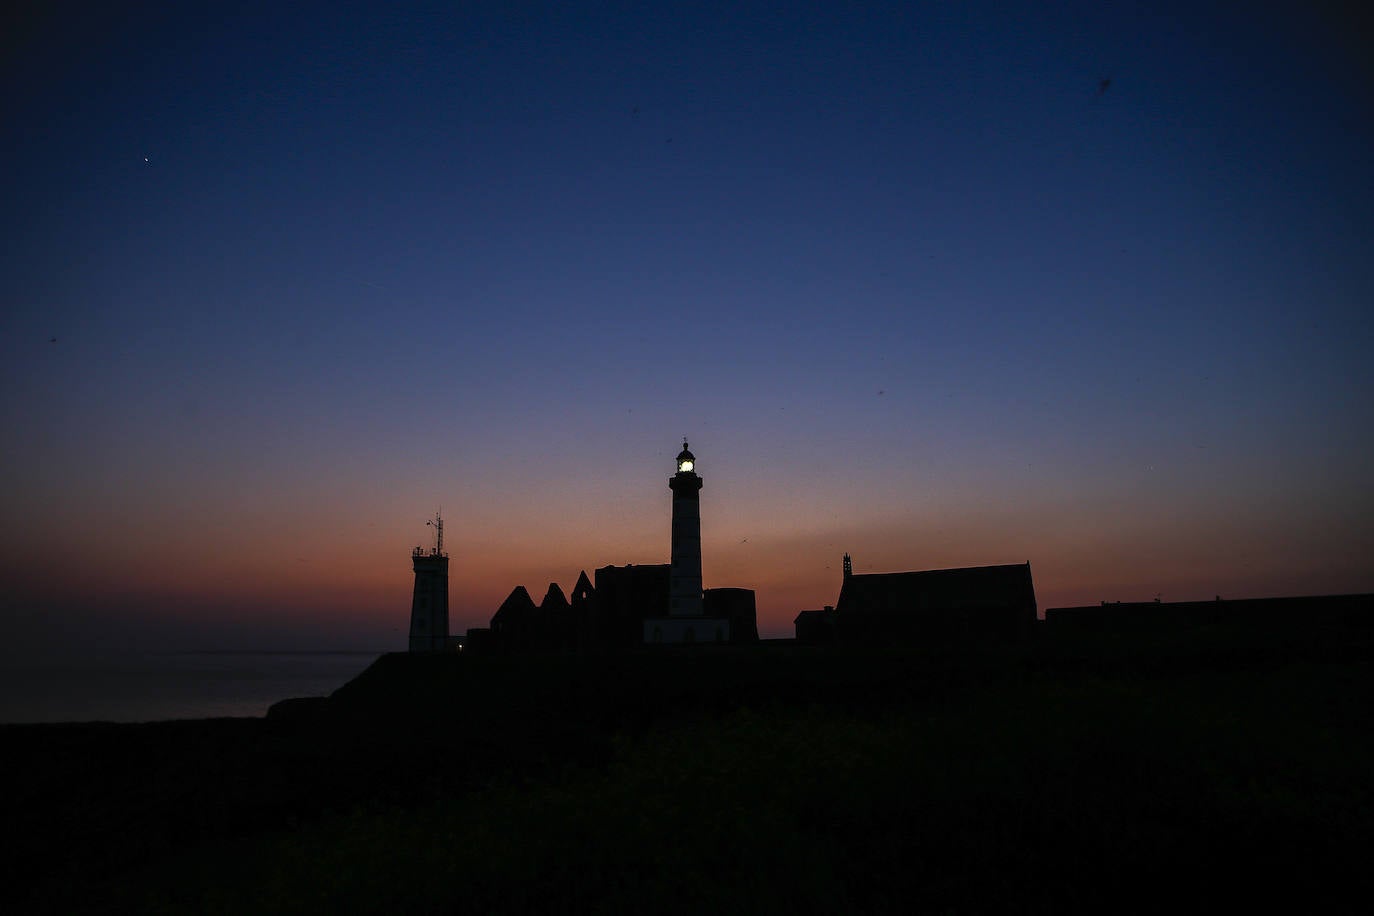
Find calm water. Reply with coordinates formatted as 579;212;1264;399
0;651;382;724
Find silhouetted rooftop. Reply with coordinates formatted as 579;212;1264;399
838;563;1037;616
540;583;569;611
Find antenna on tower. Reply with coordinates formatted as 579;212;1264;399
426;511;445;556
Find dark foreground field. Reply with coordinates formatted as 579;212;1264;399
5;626;1372;914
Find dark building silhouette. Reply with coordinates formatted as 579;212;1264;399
408;513;451;652
539;582;575;647
483;581;584;651
570;570;595;609
541;582;569;611
705;588;759;642
595;563;670;646
567;570;596;647
796;554;1037;645
489;585;540;649
475;565;759;651
1045;593;1374;633
794;606;837;644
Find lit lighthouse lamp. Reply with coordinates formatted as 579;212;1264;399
676;443;696;474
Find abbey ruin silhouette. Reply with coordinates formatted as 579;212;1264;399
453;442;758;652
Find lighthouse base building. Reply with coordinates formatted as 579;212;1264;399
643;587;753;643
643;615;730;644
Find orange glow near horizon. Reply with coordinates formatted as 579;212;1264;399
4;445;1373;648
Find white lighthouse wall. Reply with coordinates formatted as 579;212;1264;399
408;556;450;652
669;492;704;616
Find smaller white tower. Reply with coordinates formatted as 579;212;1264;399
408;512;450;652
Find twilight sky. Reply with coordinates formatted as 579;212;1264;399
3;0;1371;652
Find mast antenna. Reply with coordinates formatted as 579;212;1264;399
426;511;445;556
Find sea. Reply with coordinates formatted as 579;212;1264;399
0;651;382;724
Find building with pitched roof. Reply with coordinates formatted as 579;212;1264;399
796;553;1037;645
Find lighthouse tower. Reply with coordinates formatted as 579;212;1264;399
669;441;704;617
644;441;730;643
408;512;450;652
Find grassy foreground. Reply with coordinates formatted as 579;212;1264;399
8;636;1374;913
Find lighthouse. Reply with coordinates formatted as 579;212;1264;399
669;440;704;617
644;441;730;643
408;512;450;652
